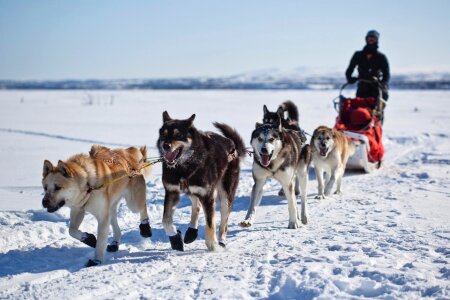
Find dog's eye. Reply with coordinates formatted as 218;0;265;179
268;138;275;143
54;185;61;191
326;137;330;140
257;137;263;142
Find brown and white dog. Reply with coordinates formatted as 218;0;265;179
41;145;152;267
311;126;354;199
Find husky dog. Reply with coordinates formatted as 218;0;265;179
263;100;303;135
41;145;152;267
240;123;311;229
157;111;246;251
262;100;307;196
311;126;354;199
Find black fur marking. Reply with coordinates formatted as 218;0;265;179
81;233;97;248
169;230;184;251
219;241;226;248
139;223;152;238
184;227;198;244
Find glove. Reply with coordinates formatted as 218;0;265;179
347;77;358;84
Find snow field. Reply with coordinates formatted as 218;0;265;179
0;90;449;299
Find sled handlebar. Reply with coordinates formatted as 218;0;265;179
340;78;383;96
335;78;387;117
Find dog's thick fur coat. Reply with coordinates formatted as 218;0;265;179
262;101;307;195
41;145;151;266
240;123;311;229
311;126;354;198
157;111;245;251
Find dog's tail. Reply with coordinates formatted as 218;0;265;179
213;122;247;160
139;145;152;181
279;100;299;123
347;140;356;157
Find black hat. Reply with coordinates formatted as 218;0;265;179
366;30;380;39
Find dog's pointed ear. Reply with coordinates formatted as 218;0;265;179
277;107;284;118
43;160;54;177
187;114;196;127
57;160;73;178
140;145;147;158
162;111;172;123
263;105;268;114
255;122;263;128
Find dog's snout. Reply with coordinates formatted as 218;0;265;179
162;143;171;151
261;147;268;154
42;195;50;207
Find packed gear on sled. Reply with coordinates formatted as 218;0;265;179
333;79;386;172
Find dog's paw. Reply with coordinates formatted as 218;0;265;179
205;240;218;251
334;190;342;195
81;232;97;248
219;241;226;248
107;241;119;252
184;227;198;244
85;259;101;267
315;194;326;200
169;230;184;251
239;220;252;228
287;220;300;229
139;223;152;238
301;214;308;225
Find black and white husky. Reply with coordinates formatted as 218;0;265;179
262;100;307;196
157;111;246;251
240;123;311;229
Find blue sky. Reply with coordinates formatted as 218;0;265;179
0;0;449;80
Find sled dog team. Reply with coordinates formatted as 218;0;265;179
41;101;354;267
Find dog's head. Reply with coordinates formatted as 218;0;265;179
158;111;196;167
251;123;283;167
312;126;336;158
263;105;284;127
41;160;81;212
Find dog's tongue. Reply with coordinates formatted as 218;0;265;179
261;154;270;166
164;149;179;161
319;147;328;156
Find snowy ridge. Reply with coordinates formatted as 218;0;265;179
0;90;449;299
1;67;450;90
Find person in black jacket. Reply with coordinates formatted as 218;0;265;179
346;30;390;100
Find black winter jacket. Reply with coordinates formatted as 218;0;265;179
345;46;390;84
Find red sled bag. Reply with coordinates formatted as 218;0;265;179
334;95;384;164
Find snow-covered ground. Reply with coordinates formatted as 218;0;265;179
0;90;449;299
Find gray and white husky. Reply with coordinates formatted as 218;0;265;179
240;123;311;229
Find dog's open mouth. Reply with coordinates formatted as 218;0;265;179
259;152;273;167
164;147;183;165
319;146;328;157
47;200;66;213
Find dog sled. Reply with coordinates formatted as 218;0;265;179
333;79;386;172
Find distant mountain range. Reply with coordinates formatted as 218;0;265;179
1;69;449;90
